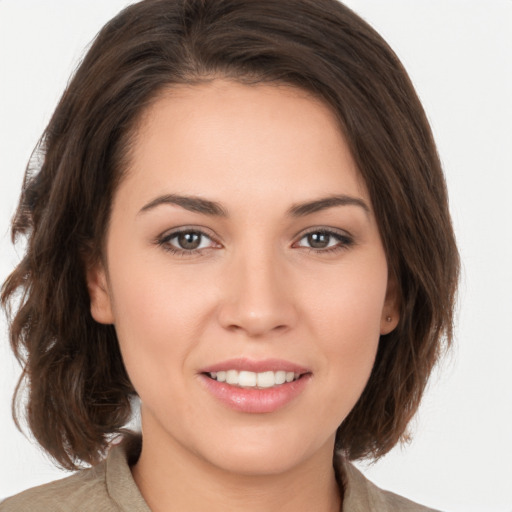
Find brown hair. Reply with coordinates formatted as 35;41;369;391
1;0;459;470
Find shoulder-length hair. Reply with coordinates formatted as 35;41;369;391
2;0;459;470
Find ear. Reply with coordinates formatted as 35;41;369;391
380;272;400;335
86;261;115;324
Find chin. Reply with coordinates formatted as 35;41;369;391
195;427;334;477
208;447;308;476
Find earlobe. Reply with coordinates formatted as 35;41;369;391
86;262;115;324
380;312;399;335
380;274;400;335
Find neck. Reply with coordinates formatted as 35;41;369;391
131;425;342;512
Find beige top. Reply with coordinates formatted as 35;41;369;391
0;435;440;512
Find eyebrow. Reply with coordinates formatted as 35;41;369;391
287;194;370;217
138;194;228;217
138;193;370;218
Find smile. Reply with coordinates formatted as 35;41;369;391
207;370;301;388
200;359;311;413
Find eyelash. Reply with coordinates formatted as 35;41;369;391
156;228;354;257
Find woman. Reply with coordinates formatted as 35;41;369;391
1;0;459;510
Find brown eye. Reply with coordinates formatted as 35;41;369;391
176;231;203;250
306;232;331;249
158;229;216;255
295;229;354;253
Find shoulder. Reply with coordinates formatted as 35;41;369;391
0;462;117;512
1;433;147;512
341;460;443;512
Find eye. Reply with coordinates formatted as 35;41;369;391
294;229;353;254
157;229;218;256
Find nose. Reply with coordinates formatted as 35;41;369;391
217;245;298;338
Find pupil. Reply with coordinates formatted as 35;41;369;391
308;232;329;249
179;232;201;250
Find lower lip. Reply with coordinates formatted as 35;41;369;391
199;374;311;413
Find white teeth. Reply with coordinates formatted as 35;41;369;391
257;371;275;388
208;370;301;388
238;371;257;387
226;370;238;385
275;371;286;385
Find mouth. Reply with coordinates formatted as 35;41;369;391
204;370;303;389
199;359;311;413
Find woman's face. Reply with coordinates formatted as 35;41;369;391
88;79;398;475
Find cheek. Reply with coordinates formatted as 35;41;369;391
112;279;202;342
104;245;211;395
314;255;387;342
309;255;387;390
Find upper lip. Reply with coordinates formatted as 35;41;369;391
200;358;310;375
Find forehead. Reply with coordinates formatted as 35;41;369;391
120;79;369;210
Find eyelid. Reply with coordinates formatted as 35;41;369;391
295;226;352;239
294;226;354;241
158;225;219;241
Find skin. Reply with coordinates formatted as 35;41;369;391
87;79;399;512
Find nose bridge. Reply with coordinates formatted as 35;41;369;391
217;238;297;337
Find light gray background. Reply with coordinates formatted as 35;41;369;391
1;1;511;510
